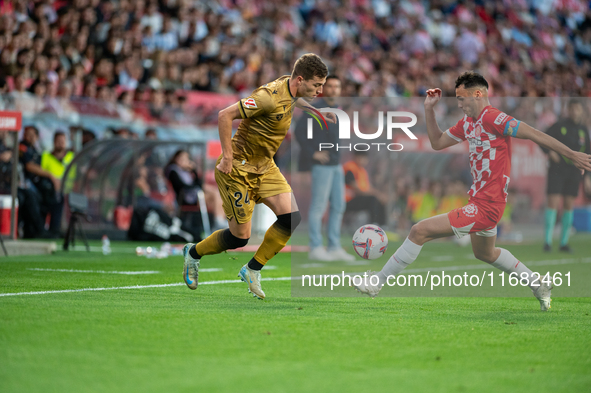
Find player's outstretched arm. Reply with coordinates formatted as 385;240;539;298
424;88;460;151
216;103;242;174
515;122;591;173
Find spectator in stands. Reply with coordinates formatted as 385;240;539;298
407;178;439;225
116;90;136;122
343;151;387;226
0;139;10;183
113;127;132;139
2;0;590;104
0;134;45;238
19;126;62;237
0;76;10;110
9;73;42;115
82;129;96;146
145;129;158;140
164;149;226;230
164;149;203;206
148;88;166;120
0;132;12;193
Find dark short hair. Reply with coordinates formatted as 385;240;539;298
455;71;489;90
292;53;328;81
54;131;66;141
326;75;340;82
25;125;39;136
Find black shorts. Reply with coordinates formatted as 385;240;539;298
547;168;582;197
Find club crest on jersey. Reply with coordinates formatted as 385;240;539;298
276;114;283;121
474;125;481;138
462;204;478;218
494;113;507;125
244;98;257;109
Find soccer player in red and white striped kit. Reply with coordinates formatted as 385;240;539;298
355;71;591;310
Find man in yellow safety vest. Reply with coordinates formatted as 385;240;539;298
41;131;74;237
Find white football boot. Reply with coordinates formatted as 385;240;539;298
329;247;356;262
182;243;200;290
308;247;336;261
238;264;265;300
352;271;382;298
532;276;553;311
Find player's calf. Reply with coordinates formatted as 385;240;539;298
236;211;301;299
192;228;250;258
252;211;301;266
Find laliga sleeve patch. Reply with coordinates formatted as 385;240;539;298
243;98;257;109
503;118;521;137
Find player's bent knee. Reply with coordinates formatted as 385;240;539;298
473;249;495;263
409;222;427;243
291;211;302;230
225;228;250;248
276;211;301;233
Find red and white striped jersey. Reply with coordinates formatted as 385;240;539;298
445;105;521;203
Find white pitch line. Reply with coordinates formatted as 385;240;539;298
27;268;160;275
71;246;138;253
431;255;454;262
0;283;185;297
0;277;296;297
3;258;591;298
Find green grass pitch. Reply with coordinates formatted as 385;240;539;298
0;237;590;393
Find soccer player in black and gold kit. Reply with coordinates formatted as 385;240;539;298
182;54;334;299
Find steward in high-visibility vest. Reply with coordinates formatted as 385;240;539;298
41;150;74;179
40;132;75;191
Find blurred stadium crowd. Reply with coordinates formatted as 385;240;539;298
0;0;591;106
1;0;591;241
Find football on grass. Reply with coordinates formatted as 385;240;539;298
352;225;388;260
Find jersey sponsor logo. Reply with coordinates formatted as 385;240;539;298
243;98;257;109
494;113;507;125
462;203;479;218
475;125;481;138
